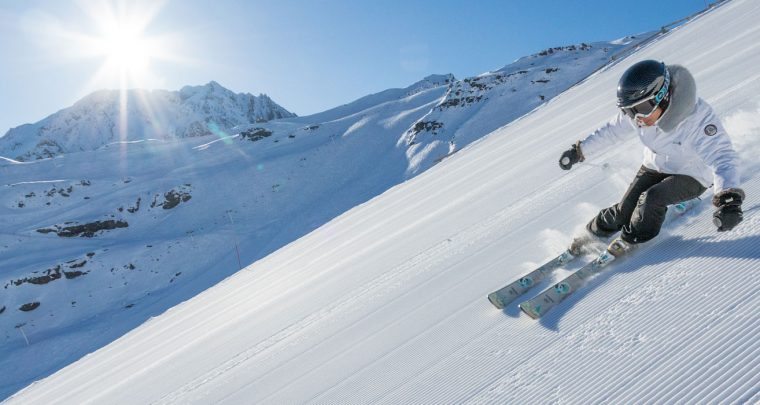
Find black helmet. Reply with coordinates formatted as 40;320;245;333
617;60;671;118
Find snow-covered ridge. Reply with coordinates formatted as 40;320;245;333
399;35;657;175
286;73;457;126
0;81;295;161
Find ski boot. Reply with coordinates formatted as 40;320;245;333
568;230;609;256
595;237;635;267
607;237;635;256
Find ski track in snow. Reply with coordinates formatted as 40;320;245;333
5;1;760;404
6;179;69;187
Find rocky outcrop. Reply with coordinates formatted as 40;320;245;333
19;302;40;312
151;185;192;210
37;220;129;237
240;128;273;142
537;43;591;56
5;254;95;289
15;180;91;209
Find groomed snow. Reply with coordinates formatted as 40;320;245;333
0;22;649;400
5;0;760;403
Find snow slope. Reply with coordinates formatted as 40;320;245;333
5;0;760;403
0;28;651;400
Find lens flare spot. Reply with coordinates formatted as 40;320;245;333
207;122;233;144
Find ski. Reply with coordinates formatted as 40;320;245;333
487;249;578;309
518;197;701;319
518;248;618;319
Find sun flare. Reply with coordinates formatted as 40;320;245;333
82;1;169;90
38;0;181;92
98;23;154;77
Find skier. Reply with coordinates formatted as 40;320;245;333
558;60;744;257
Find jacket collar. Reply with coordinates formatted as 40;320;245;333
656;65;697;132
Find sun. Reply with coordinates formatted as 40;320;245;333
98;23;155;79
56;0;178;92
83;1;168;90
27;1;192;93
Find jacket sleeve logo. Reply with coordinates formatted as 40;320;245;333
704;124;718;136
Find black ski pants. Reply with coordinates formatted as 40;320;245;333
587;166;707;244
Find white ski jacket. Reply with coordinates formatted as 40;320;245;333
579;65;740;194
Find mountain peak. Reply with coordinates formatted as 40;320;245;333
179;81;236;98
0;83;296;160
403;74;456;97
421;74;456;85
204;80;231;93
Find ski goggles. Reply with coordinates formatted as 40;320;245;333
620;71;670;119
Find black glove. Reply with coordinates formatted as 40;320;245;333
558;142;584;170
712;188;745;232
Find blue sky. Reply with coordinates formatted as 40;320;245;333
0;0;710;135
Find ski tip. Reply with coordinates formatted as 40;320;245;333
488;293;505;309
518;302;542;320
